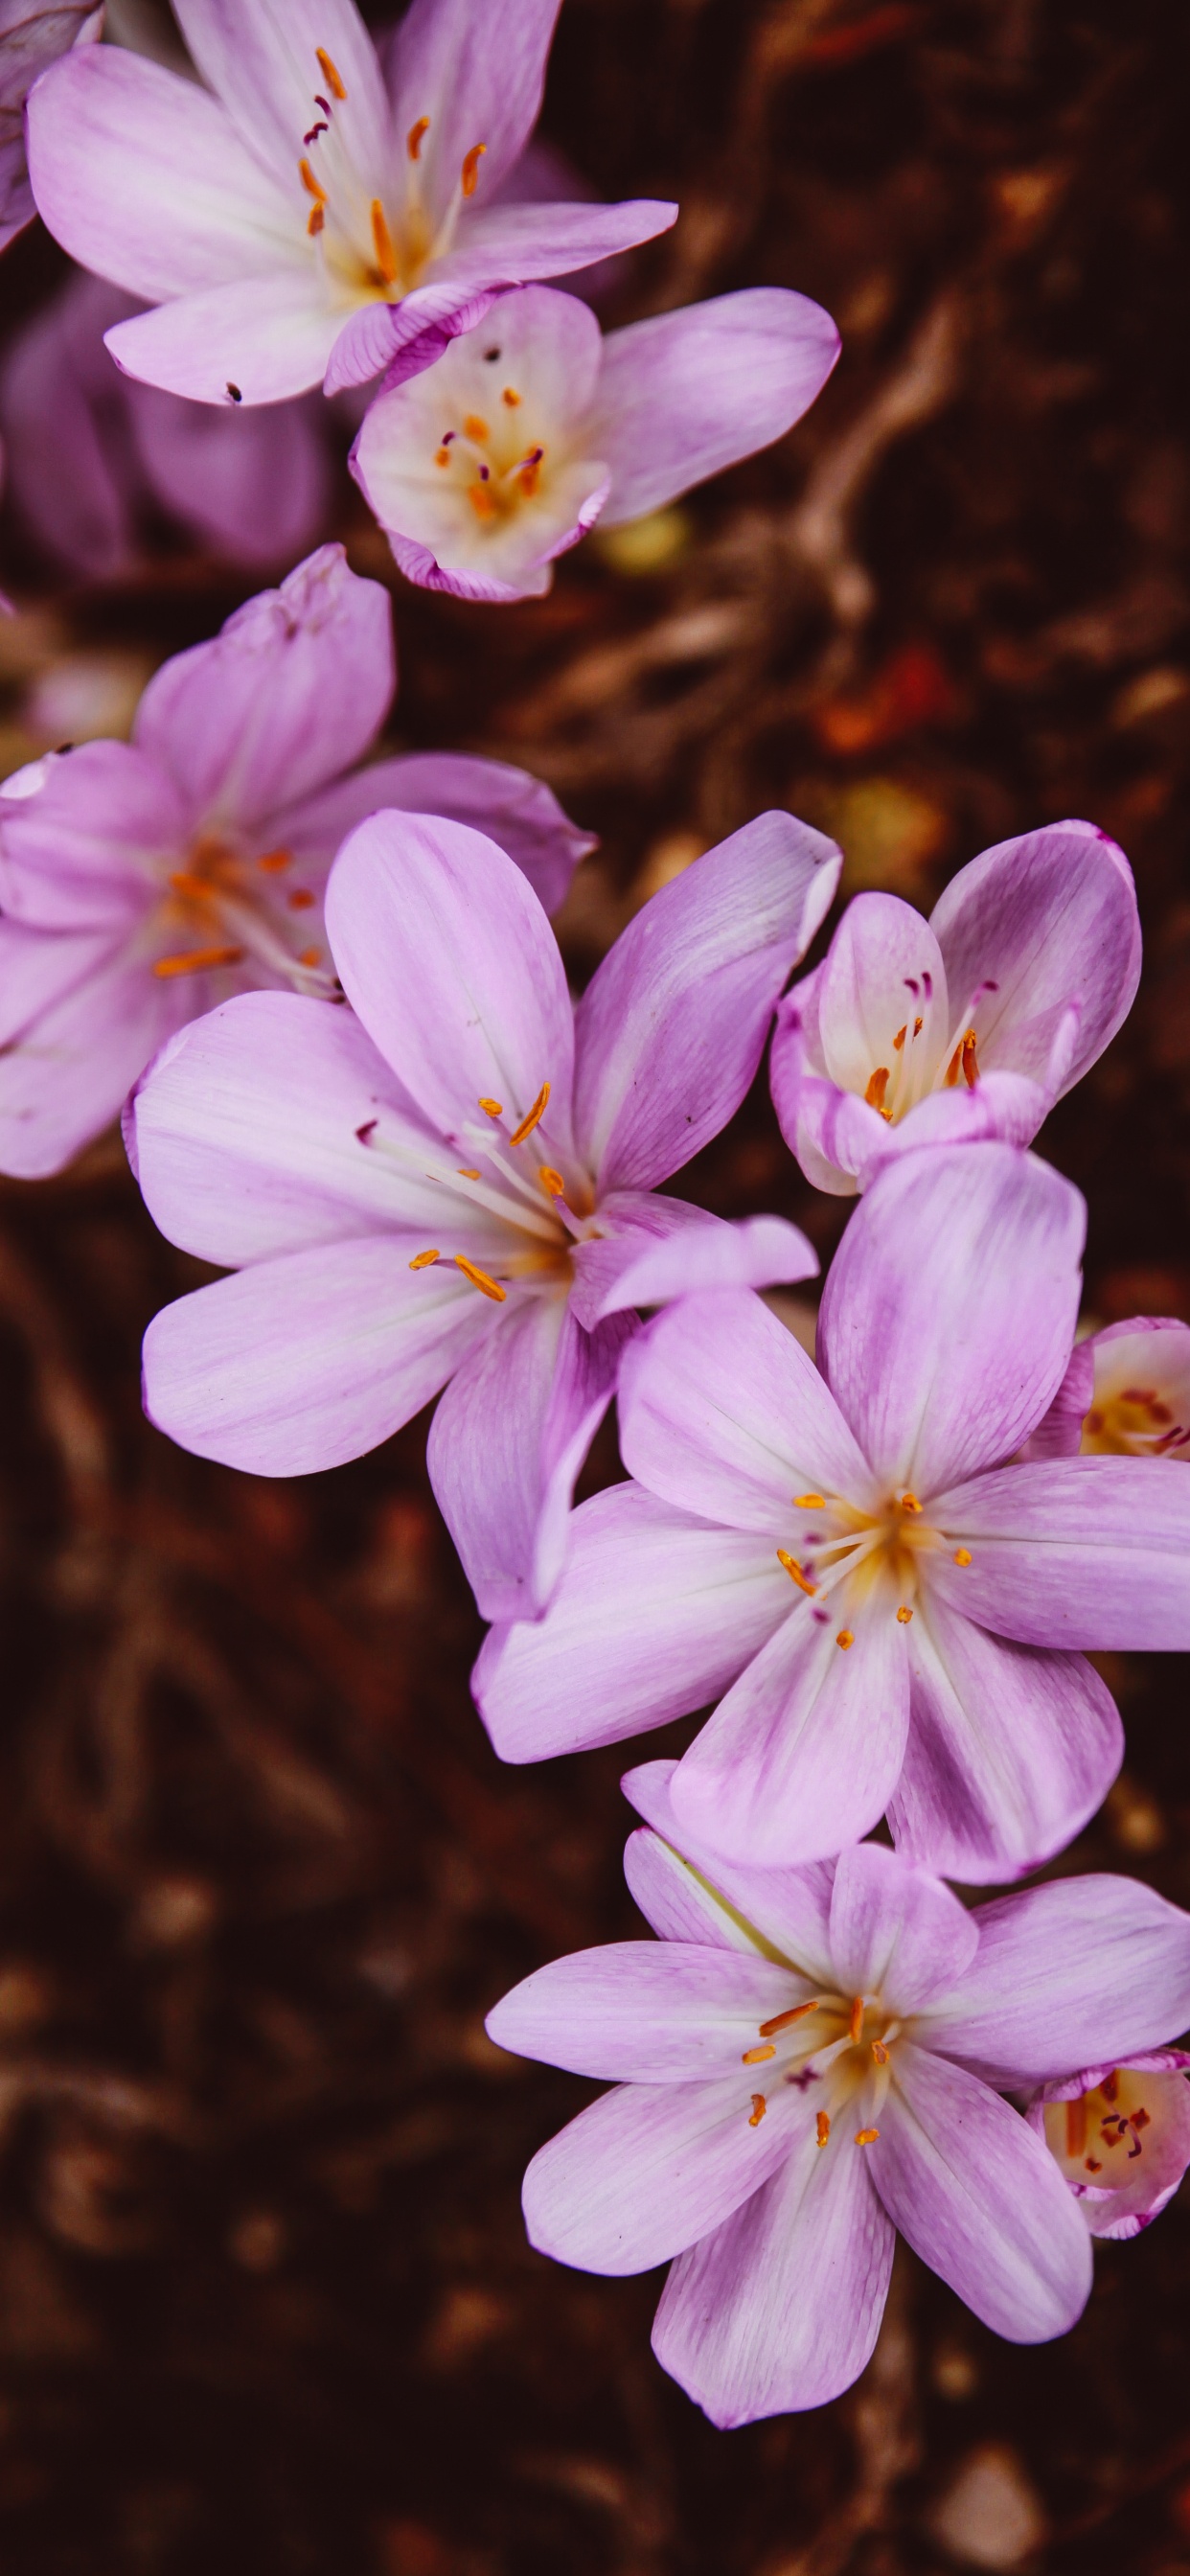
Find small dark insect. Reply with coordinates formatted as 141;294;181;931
483;346;501;361
226;381;243;402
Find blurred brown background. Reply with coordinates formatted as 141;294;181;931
1;0;1189;2567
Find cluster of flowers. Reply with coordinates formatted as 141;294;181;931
3;0;1190;2435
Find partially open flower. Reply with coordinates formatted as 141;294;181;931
353;281;840;601
1025;1315;1190;1461
1028;2053;1190;2238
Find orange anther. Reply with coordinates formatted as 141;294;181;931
945;1040;963;1087
371;198;399;286
298;947;321;968
1101;2070;1119;2103
849;1997;864;2043
519;460;541;498
460;142;487;196
742;2044;776;2066
953;1547;973;1567
409;1249;440;1270
510;1082;550;1146
468;484;495;519
502;386;521;407
816;2111;831;2148
864;1065;891;1116
315;48;347;99
1065;2097;1087;2157
748;2093;767;2127
463;414;490;443
855;2128;880;2146
478;1097;503;1118
836;1629;854;1650
758;2001;820;2037
287;888;315;910
308;203;326;237
456;1167;481;1181
776;1548;817;1597
794;1494;826;1509
434;448;450;468
892;1024;907;1052
900;1492;923;1513
962;1028;979;1088
299;159;327;202
913;1015;924;1035
896;1604;913;1624
152;945;243;978
406;114;429;160
257;849;292;873
539;1166;565;1198
872;2040;889;2065
454;1256;506;1302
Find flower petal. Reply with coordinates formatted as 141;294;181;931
129;377;332;570
669;1598;910;1867
134;543;392;829
105;274;342;408
919;1874;1190;2083
594;288;839;525
816;1142;1086;1496
427;1294;633;1622
622;1825;786;1955
0;923;174;1179
1025;1316;1190;1463
472;1484;787;1762
0;743;184;929
828;1843;977;2014
385;0;563;219
1028;2058;1190;2240
928;1456;1190;1648
172;0;390;196
572;811;841;1193
887;1593;1123;1884
617;1287;871;1535
584;1210;819;1322
871;2044;1091;2340
622;1761;837;1982
275;749;595;918
431;196;679;294
26;44;297;301
325;808;576;1151
928;820;1141;1097
813;892;950;1101
521;2072;799;2276
487;1940;804;2082
142;1237;485;1474
652;2118;894;2426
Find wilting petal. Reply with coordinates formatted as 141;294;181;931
928;1455;1190;1648
871;2045;1091;2340
584;1210;818;1322
618;1287;871;1535
888;1596;1122;1884
427;1295;633;1622
573;812;841;1193
487;1940;805;2082
135;544;393;830
521;2073;797;2276
0;923;174;1180
105;274;343;408
473;1484;787;1761
172;0;390;196
622;1761;837;1982
0;743;184;929
929;820;1141;1096
828;1844;977;2013
594;288;838;525
386;0;562;223
325;809;576;1150
817;1143;1085;1496
278;749;594;919
127;992;473;1266
669;1599;910;1867
919;1874;1190;2084
27;45;297;300
652;2118;894;2426
142;1237;487;1474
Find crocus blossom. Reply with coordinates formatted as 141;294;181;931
1027;2054;1190;2238
0;542;592;1178
25;0;676;405
487;1773;1190;2424
477;1142;1190;1880
1025;1314;1190;1461
129;808;840;1621
0;0;99;251
768;821;1140;1195
352;282;840;603
0;269;332;578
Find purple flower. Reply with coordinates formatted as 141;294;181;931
487;1767;1190;2424
1027;2054;1190;2239
1025;1313;1190;1461
0;268;333;579
769;822;1140;1195
0;541;592;1178
128;807;840;1621
477;1142;1190;1880
0;0;99;252
352;282;840;603
25;0;676;405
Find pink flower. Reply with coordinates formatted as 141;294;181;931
1025;1314;1190;1460
128;807;840;1621
0;0;100;252
476;1143;1190;1881
1027;2054;1190;2239
0;541;592;1177
769;822;1140;1195
352;282;840;603
25;0;676;405
0;268;332;579
487;1766;1190;2424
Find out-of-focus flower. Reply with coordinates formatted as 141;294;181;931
352;283;840;603
0;542;594;1177
487;1780;1190;2424
0;269;332;578
1025;1314;1190;1460
1028;2054;1190;2237
478;1143;1190;1881
129;808;839;1621
769;822;1140;1195
26;0;676;404
0;0;100;251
